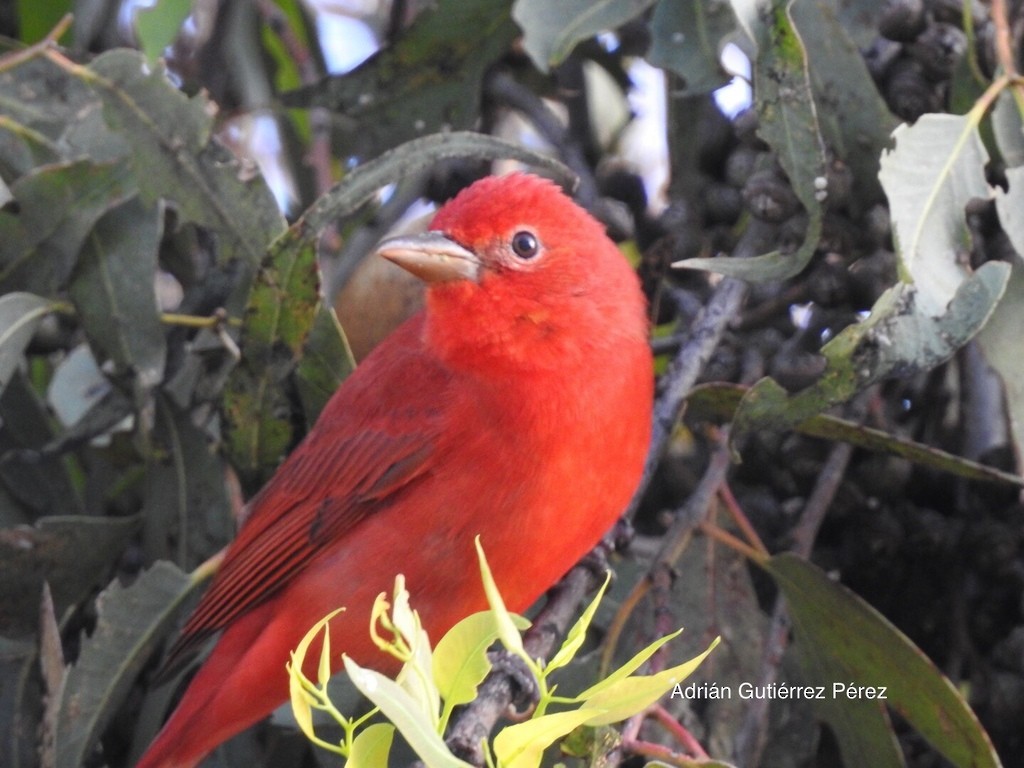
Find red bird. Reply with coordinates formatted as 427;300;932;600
136;172;653;768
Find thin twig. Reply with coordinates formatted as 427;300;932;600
649;704;711;759
626;278;746;520
717;480;769;556
0;13;71;72
992;0;1017;78
601;438;732;676
789;439;855;557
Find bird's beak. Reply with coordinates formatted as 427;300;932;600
376;232;481;284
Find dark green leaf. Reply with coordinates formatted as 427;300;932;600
142;397;233;569
0;159;138;294
0;636;39;768
54;561;195;768
79;49;286;314
68;198;166;388
513;0;657;72
646;0;735;94
283;0;517;159
766;554;1002;768
791;0;897;209
686;382;1024;486
0;371;85;519
731;263;1011;446
295;304;355;429
678;0;826;281
0;56;94;146
0;515;138;637
0;118;63;177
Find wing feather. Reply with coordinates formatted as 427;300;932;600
158;429;435;677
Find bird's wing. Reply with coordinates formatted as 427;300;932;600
157;368;445;679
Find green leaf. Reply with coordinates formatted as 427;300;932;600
0;636;39;768
579;637;720;726
977;171;1024;482
574;630;682;700
433;613;498;708
475;537;526;657
0;117;64;176
879;114;991;316
53;561;194;768
141;396;234;567
992;90;1024;167
135;0;194;64
284;0;517;158
545;572;611;674
0;516;139;637
348;722;395;768
0;292;53;393
295;304;355;429
765;554;1002;768
344;656;474;768
686;382;1024;486
0;159;138;295
287;608;345;744
222;216;319;486
646;0;735;94
77;49;286;313
494;708;604;768
790;0;897;208
513;0;658;72
0;371;86;520
15;0;72;43
68;197;166;388
680;0;826;281
970;270;1024;479
731;263;1010;446
0;55;97;153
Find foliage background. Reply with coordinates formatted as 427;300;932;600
1;0;1023;767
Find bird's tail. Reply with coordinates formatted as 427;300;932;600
134;620;277;768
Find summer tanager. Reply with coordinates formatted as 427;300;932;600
135;172;653;768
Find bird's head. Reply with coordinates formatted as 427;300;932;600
375;172;647;374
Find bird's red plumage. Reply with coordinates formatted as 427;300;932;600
136;173;653;768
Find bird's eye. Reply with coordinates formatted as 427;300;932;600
510;230;540;260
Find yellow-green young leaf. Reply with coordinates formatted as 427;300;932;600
493;708;605;768
288;610;344;700
581;637;721;726
475;537;525;656
287;608;344;738
288;677;318;745
433;611;532;708
319;617;333;689
546;571;611;673
575;629;683;700
343;656;474;768
348;722;395;768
